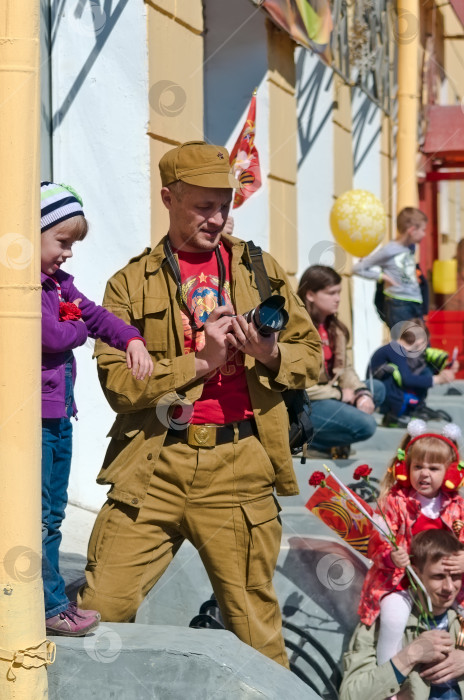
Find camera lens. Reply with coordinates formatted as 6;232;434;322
250;295;289;336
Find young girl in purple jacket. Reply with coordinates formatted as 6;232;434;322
41;182;153;636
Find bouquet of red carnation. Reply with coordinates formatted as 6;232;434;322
308;471;326;487
59;302;82;322
353;464;372;480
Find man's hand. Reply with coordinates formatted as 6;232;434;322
195;304;234;377
126;339;153;381
391;546;410;568
341;388;356;404
393;630;453;677
356;395;375;414
420;648;464;684
442;551;464;575
226;314;280;372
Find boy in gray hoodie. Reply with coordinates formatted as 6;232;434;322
353;207;427;329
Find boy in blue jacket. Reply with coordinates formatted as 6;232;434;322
367;319;458;426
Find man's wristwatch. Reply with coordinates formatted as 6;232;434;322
353;389;373;407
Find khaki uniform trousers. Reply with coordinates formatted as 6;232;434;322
78;434;289;667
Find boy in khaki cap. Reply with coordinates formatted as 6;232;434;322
78;141;321;667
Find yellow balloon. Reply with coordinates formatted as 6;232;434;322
330;190;387;257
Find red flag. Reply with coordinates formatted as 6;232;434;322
229;93;261;209
306;475;374;555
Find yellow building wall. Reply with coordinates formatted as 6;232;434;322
145;5;301;286
145;0;204;244
381;114;394;242
332;77;354;336
266;20;298;285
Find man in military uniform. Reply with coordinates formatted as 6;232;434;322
78;141;321;666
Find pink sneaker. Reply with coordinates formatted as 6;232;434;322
46;603;100;636
68;601;101;620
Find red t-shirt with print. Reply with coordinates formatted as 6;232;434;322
175;241;253;424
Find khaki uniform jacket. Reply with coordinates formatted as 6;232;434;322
306;323;369;401
93;233;321;508
340;609;464;700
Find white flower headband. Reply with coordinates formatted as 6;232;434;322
406;418;462;444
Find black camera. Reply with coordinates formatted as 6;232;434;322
244;295;289;337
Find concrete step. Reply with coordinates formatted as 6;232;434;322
428;381;464;396
60;509;350;697
61;397;462;699
360;420;451;451
133;532;367;696
48;623;319;699
58;433;392;695
427;395;464;427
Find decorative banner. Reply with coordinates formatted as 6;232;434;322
306;475;373;555
251;0;333;62
329;189;387;258
229;93;262;209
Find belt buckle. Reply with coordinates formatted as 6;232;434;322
187;424;217;447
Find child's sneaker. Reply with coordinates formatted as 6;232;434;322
330;444;353;459
381;412;410;428
411;402;452;422
46;603;100;636
68;600;100;620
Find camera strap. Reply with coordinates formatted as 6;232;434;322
246;241;272;302
163;237;227;331
246;240;314;463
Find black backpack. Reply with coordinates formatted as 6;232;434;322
246;241;314;464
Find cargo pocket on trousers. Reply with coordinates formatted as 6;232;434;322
86;499;126;572
240;495;282;590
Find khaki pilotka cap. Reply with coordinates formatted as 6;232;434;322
159;141;240;189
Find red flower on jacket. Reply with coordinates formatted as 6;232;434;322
353;464;372;480
59;301;82;321
309;471;325;487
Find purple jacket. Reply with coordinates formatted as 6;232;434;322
42;270;143;419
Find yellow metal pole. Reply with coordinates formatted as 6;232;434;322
396;0;420;211
0;1;50;697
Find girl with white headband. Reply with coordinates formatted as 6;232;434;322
357;419;464;666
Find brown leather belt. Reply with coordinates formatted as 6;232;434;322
165;420;257;448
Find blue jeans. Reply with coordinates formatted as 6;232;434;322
42;357;74;617
42;418;72;616
310;379;386;451
384;297;423;329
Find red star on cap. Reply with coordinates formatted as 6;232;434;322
217;152;224;159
